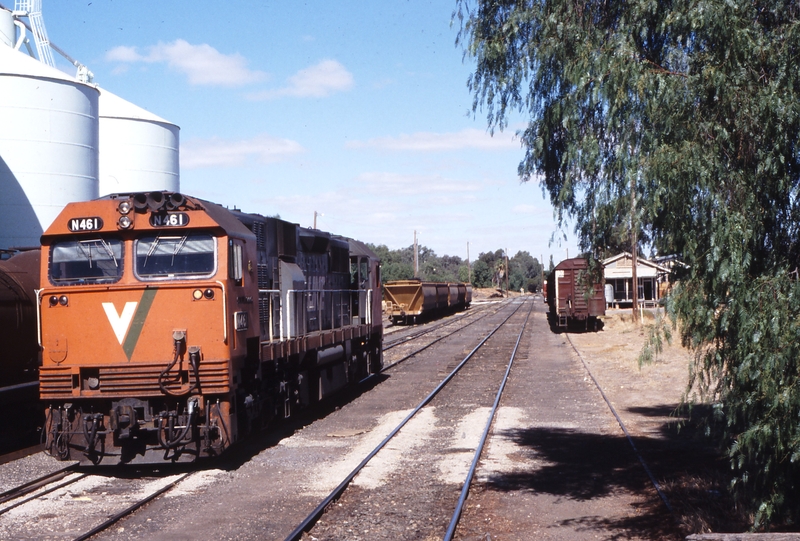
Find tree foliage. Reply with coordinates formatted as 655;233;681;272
456;0;800;528
368;244;469;283
370;244;542;291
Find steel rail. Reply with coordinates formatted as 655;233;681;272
0;464;193;541
0;471;87;517
382;302;496;351
566;333;674;514
72;472;193;541
283;299;526;541
444;298;534;540
381;299;512;372
0;463;78;505
0;381;38;395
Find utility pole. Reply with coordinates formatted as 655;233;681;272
505;249;509;297
313;211;321;229
413;230;419;278
631;174;639;324
467;242;471;284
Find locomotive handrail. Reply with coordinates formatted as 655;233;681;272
215;281;227;344
35;288;43;347
286;289;292;340
274;288;375;342
257;289;282;342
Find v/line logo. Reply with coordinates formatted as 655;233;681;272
102;302;137;344
101;289;158;360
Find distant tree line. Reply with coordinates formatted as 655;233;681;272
368;244;544;292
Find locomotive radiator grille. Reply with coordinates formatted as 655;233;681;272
39;359;230;398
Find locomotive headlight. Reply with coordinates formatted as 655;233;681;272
118;200;132;215
192;289;203;301
59;295;68;306
49;295;58;307
118;216;132;229
204;288;214;300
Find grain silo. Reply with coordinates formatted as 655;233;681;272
98;88;180;196
0;8;14;48
0;43;99;250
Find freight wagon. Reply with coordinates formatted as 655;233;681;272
546;257;605;329
0;249;40;386
383;279;471;324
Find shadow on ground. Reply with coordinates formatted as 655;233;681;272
480;404;748;540
545;311;606;334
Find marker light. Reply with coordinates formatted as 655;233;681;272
118;216;132;229
204;289;214;300
118;200;132;215
59;295;68;306
192;289;203;300
49;295;58;306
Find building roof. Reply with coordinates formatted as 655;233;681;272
602;252;669;279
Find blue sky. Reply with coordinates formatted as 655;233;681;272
38;0;578;265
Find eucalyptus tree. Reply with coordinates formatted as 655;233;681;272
456;0;800;527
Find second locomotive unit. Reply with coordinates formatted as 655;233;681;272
39;191;382;464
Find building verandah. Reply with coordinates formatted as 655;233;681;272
602;252;670;308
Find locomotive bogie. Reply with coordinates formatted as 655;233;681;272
38;192;382;464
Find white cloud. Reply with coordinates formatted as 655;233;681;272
105;40;267;87
247;59;354;100
512;204;541;214
346;128;520;152
181;134;304;169
356;172;482;195
106;45;143;63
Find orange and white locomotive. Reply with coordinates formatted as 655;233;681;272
39;191;382;464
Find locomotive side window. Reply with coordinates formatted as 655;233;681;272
350;257;358;287
49;238;124;285
134;233;216;280
349;256;370;289
229;240;244;286
360;258;369;289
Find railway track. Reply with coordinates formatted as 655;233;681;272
0;299;528;541
382;300;497;350
285;297;533;540
381;300;509;371
0;464;80;511
565;332;674;515
0;463;197;541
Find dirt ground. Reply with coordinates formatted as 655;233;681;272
552;306;749;537
462;290;750;538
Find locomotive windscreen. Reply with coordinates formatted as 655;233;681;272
134;233;217;280
49;238;124;285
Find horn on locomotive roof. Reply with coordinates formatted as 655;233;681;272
132;193;149;212
166;192;185;210
146;191;164;211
